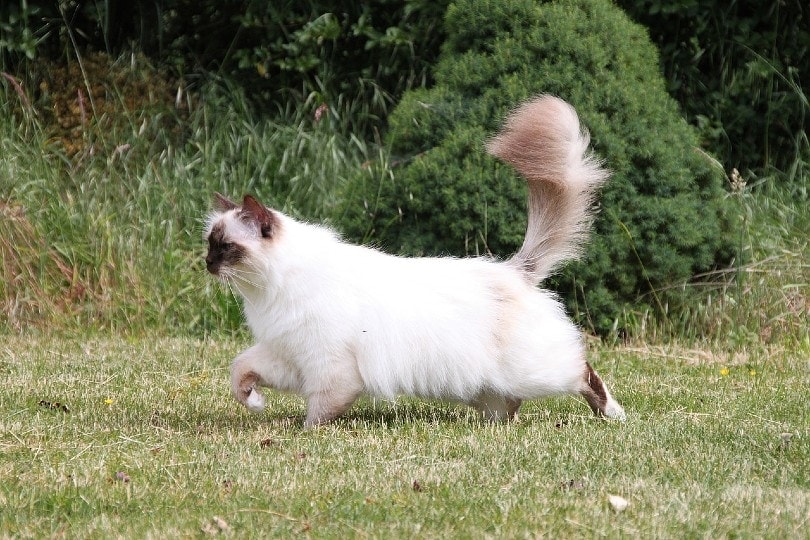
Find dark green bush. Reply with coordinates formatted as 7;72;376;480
1;0;449;137
337;0;733;334
617;0;809;196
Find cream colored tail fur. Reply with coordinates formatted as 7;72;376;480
487;95;609;282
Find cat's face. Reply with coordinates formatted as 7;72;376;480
204;193;277;277
205;221;247;276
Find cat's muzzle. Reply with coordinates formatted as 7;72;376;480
205;258;220;275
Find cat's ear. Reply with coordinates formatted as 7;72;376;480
213;192;238;212
241;195;277;239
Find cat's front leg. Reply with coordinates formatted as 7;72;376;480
303;388;361;428
230;344;270;413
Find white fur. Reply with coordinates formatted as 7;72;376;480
209;212;623;424
245;388;266;413
207;95;625;426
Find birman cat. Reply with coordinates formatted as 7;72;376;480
204;95;625;427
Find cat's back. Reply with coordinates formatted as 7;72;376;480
335;242;520;301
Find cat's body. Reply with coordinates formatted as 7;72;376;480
205;95;625;427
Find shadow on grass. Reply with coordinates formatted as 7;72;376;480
147;394;610;436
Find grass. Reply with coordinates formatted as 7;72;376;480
1;335;808;537
617;176;810;348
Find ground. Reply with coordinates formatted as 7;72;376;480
0;336;807;537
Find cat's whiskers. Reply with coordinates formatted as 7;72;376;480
231;266;265;290
225;280;240;304
214;269;243;304
221;265;268;306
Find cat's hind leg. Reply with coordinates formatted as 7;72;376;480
579;362;625;421
470;393;522;422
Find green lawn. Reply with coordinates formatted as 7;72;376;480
1;335;807;538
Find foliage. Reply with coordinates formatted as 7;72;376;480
0;0;45;60
617;0;809;196
0;0;449;137
337;0;733;334
229;1;448;126
0;1;805;345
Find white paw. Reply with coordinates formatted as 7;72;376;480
245;388;266;413
604;400;627;422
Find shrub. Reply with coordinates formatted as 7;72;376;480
617;0;809;197
1;0;450;138
337;0;733;334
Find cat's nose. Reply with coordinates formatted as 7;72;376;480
205;256;218;274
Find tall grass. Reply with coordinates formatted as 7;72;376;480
606;60;809;349
1;57;372;335
613;167;809;349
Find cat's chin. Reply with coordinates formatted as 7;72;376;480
245;388;266;413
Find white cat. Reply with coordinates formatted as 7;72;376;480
204;95;625;427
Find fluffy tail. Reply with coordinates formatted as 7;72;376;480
487;95;609;283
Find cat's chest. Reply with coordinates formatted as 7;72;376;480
244;298;348;351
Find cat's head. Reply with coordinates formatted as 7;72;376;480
204;193;279;277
